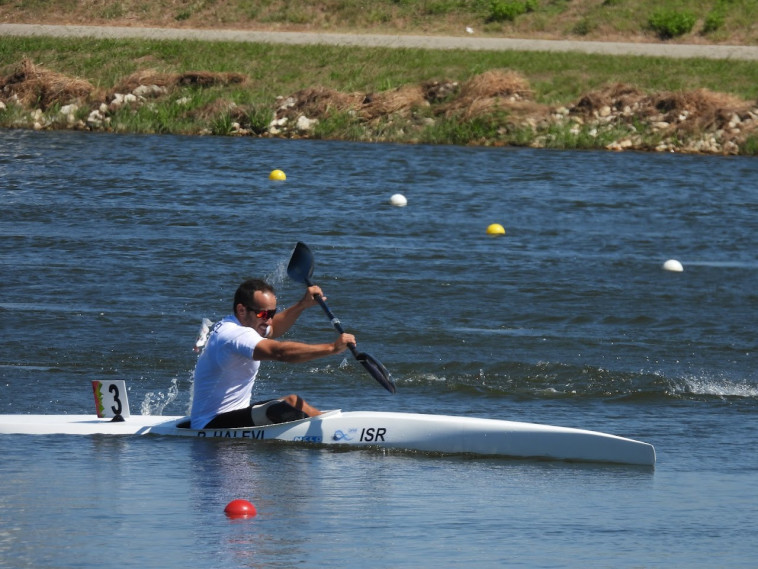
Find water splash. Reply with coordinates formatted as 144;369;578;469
266;260;289;288
672;373;758;399
140;377;179;415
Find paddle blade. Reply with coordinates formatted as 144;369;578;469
287;241;314;285
357;352;396;394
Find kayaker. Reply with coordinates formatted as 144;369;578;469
190;278;355;429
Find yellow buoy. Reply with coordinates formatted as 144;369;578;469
486;223;506;236
269;169;286;181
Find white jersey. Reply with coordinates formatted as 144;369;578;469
190;314;264;429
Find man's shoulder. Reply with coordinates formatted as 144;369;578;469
216;316;261;341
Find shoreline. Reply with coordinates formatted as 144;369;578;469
2;24;757;155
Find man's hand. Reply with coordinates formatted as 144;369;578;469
302;285;325;307
333;333;356;353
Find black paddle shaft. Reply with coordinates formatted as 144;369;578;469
286;242;396;393
303;278;360;357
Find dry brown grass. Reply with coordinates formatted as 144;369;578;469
113;69;176;93
572;83;647;115
458;70;534;100
273;71;539;123
0;58;95;109
570;82;754;132
279;86;363;116
360;84;427;120
650;89;752;131
441;69;540;119
113;69;246;93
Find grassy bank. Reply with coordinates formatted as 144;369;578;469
1;0;758;154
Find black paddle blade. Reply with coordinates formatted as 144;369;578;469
357;352;396;394
287;241;314;285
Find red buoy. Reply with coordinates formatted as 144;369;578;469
224;499;257;518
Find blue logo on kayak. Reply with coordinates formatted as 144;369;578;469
293;435;322;443
332;429;357;441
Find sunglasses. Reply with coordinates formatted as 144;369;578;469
245;306;278;320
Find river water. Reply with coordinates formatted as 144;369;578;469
1;129;756;568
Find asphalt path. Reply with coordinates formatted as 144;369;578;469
2;22;758;60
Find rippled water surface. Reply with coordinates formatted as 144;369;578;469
1;130;757;568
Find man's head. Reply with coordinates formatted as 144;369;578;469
234;279;277;336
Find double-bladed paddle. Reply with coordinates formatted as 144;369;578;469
287;241;396;394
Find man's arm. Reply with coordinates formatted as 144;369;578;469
268;285;322;338
253;333;355;363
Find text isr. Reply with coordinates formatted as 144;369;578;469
359;427;387;442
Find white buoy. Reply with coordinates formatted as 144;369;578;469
390;193;407;207
662;259;684;272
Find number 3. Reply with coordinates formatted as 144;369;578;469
109;383;123;415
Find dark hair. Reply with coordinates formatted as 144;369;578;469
233;279;275;312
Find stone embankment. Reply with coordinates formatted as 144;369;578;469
2;53;757;154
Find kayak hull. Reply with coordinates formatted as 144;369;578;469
0;410;655;466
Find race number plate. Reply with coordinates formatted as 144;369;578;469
92;380;131;418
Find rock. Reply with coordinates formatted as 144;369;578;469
59;104;78;125
109;93;125;109
133;84;166;98
606;138;634;151
296;115;318;132
59;104;78;115
268;116;288;134
87;109;105;128
277;96;296;110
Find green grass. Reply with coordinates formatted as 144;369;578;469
2;36;756;106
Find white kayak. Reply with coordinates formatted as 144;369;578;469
0;381;656;466
0;410;655;465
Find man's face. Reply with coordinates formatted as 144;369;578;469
238;290;277;336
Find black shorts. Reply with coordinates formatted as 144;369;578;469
203;398;308;429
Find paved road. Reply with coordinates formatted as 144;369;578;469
2;23;758;60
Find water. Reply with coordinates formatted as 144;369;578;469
1;129;757;568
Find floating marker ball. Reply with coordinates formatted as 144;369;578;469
662;259;684;272
269;169;286;181
389;193;407;207
224;499;257;518
486;223;506;236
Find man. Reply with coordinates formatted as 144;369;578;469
190;278;355;429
